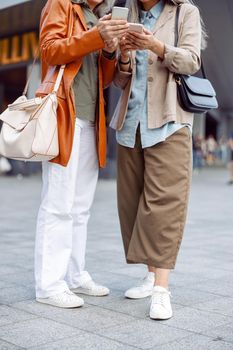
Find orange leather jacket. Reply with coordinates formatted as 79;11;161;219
36;0;116;167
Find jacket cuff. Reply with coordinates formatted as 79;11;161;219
102;50;116;60
88;27;105;50
117;62;132;77
161;44;177;67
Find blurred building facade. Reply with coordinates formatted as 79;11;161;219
0;0;233;175
0;0;46;109
193;0;233;140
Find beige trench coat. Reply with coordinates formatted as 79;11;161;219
110;2;202;131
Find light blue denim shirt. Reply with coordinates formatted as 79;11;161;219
116;0;191;149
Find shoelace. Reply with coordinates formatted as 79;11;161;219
151;290;171;306
146;290;171;317
53;290;76;302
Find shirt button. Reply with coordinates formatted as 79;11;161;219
148;77;153;82
148;59;153;65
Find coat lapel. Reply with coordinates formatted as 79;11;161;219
152;2;174;34
72;4;88;30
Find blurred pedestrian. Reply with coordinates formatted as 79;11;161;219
193;134;204;172
111;0;204;320
219;135;228;165
206;134;217;166
34;0;129;308
0;156;11;175
228;132;233;184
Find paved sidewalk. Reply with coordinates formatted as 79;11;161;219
0;168;233;350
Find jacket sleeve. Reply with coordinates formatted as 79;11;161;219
40;0;105;66
161;5;201;75
113;62;132;90
100;55;117;89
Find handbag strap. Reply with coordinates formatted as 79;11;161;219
53;65;66;93
175;5;206;79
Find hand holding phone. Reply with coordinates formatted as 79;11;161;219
98;10;129;41
128;23;143;33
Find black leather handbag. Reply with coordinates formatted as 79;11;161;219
174;6;218;114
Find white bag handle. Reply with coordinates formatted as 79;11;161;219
53;65;66;93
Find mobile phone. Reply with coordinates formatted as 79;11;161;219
112;7;129;20
128;23;144;33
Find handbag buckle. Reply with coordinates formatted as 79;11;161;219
175;77;182;86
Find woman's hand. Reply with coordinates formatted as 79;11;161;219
126;28;155;50
119;36;131;62
103;38;118;53
97;14;129;41
118;36;131;72
123;28;165;58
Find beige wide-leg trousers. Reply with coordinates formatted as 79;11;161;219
117;126;192;269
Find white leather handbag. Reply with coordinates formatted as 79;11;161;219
0;64;66;162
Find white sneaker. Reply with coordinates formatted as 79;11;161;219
71;279;110;297
125;272;155;299
36;290;84;308
150;285;173;320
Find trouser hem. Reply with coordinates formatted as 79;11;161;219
36;286;70;299
126;255;175;270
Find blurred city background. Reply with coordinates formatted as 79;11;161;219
0;1;233;349
0;0;233;178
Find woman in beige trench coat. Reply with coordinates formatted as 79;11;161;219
112;0;206;320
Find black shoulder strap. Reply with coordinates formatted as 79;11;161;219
174;5;181;48
175;5;206;79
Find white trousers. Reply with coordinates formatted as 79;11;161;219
35;118;99;298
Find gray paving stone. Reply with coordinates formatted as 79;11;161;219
161;306;233;334
79;289;124;307
0;282;17;290
195;297;233;317
95;319;191;349
12;300;135;332
88;270;141;293
0;286;35;305
107;265;147;278
169;269;232;288
29;333;137;350
85;293;183;319
0;169;233;349
0;318;82;348
0;339;22;350
0;266;28;277
170;286;222;307
0;305;37;327
151;334;233;350
205;322;233;343
0;271;35;288
187;279;233;298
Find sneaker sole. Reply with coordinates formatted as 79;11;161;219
36;298;84;308
72;289;110;297
125;291;153;299
150;313;173;320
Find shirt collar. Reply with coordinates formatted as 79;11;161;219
140;0;165;22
